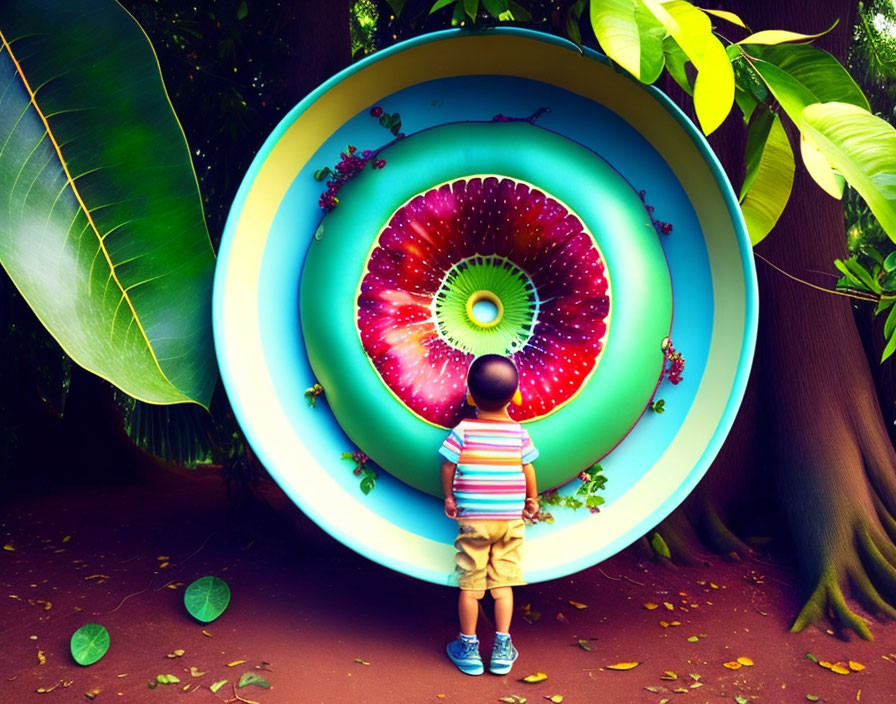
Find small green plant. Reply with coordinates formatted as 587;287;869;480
529;462;607;524
342;450;377;494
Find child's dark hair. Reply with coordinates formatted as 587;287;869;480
467;354;519;411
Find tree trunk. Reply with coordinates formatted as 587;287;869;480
658;0;896;640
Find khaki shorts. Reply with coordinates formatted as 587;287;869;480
454;519;526;591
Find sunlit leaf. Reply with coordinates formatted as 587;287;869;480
737;20;838;46
701;8;748;30
661;670;678;680
590;0;645;79
829;664;850;674
739;112;794;245
634;2;666;83
663;37;693;95
237;672;270;689
70;624;109;666
607;662;642;670
800;133;845;198
184;576;231;623
800;102;896;244
209;680;227;693
521;672;548;683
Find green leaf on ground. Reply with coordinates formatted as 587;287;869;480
70;624;109;666
650;531;671;559
237;672;271;689
209;680;227;693
184;576;231;623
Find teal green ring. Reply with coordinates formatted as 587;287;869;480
300;121;672;495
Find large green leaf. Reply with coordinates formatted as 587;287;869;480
184;575;231;623
739;111;794;245
801;102;896;243
0;1;216;406
745;44;870;111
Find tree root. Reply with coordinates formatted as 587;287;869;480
790;521;896;640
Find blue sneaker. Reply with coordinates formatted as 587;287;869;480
489;636;518;675
446;636;483;675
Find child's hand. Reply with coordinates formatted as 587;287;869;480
523;497;540;519
444;496;458;519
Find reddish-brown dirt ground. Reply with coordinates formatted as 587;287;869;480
2;469;896;703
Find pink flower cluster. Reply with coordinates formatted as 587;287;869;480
638;190;674;236
663;339;685;385
318;145;387;212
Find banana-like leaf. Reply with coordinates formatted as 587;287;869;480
739;111;794;245
745;44;869;111
800;102;896;244
0;1;216;407
642;0;733;134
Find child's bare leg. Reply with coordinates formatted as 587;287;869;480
459;589;485;635
491;586;513;633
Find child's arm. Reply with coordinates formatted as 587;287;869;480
442;460;458;518
522;463;539;518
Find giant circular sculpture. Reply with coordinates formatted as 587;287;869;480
213;28;758;585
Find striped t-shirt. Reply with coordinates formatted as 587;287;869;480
439;418;539;520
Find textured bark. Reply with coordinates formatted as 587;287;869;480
658;0;896;639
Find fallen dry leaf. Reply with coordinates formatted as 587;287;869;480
37;650;46;665
3;544;14;551
354;658;371;666
201;629;212;637
723;661;742;670
521;672;548;683
849;660;865;672
737;656;754;667
576;639;592;652
663;602;674;611
556;613;569;624
167;649;185;658
544;696;563;703
606;662;642;671
818;661;833;669
209;680;227;693
498;696;527;704
830;664;850;675
643;602;659;610
806;696;819;702
660;671;677;680
226;660;247;667
85;688;101;700
190;667;204;677
568;600;587;610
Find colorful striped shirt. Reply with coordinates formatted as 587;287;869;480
439;418;539;520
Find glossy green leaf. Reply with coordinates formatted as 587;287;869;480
650;531;671;559
882;327;896;362
741;109;774;199
634;1;666;83
884;251;896;273
464;0;479;21
71;623;110;666
746;44;870;111
0;1;216;407
739;112;794;245
184;576;231;623
801;102;896;244
737;19;838;46
800;133;844;199
481;0;509;19
884;302;896;340
590;0;645;80
663;37;693;95
430;0;455;13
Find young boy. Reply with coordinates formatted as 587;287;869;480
439;354;539;676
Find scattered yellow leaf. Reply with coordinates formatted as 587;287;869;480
84;574;110;581
568;600;587;610
437;695;446;700
62;536;71;543
201;630;212;637
830;664;850;675
159;562;169;569
577;639;593;651
709;582;719;589
545;696;563;703
354;658;371;665
643;602;659;610
606;662;641;670
157;555;169;561
37;650;46;665
849;660;865;672
190;667;204;677
84;688;101;700
737;657;754;667
167;649;185;658
226;660;247;667
209;680;227;693
663;602;674;611
3;544;14;551
661;671;678;680
723;661;742;670
521;672;549;683
669;621;681;627
556;613;569;624
659;621;670;628
818;661;833;669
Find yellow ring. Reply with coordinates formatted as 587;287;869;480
465;289;504;328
